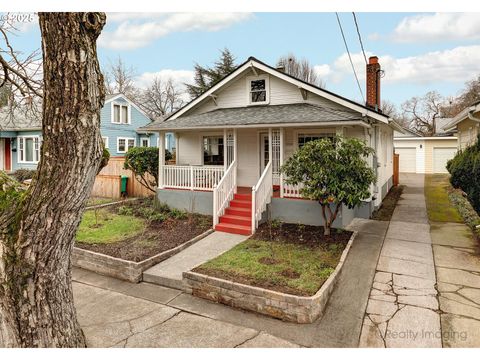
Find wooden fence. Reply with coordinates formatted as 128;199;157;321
91;156;155;199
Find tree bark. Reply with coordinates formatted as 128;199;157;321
0;12;106;347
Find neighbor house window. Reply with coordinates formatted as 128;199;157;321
112;103;130;124
18;136;40;163
297;132;335;148
117;137;135;153
140;137;150;147
203;136;224;165
247;76;269;105
102;136;109;148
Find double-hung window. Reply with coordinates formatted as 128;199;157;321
247;76;269;105
140;137;150;147
117;137;135;153
297;132;335;148
112;103;130;124
18;136;40;163
203;136;224;165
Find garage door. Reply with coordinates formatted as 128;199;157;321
433;147;457;173
396;147;417;173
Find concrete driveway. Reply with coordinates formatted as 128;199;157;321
359;173;480;348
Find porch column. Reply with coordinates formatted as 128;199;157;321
268;128;273;165
158;131;166;189
280;127;284;198
223;128;228;171
233;128;237;163
174;132;179;164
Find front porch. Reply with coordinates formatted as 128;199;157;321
156;125;369;235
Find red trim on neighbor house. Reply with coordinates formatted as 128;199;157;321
5;138;11;171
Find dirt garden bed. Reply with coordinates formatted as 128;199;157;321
73;198;213;282
372;185;404;221
185;222;356;323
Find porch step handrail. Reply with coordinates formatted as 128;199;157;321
251;160;273;233
213;160;237;226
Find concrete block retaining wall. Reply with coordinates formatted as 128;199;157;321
183;231;357;323
73;229;214;283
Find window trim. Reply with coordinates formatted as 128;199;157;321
202;134;224;166
294;129;336;150
102;136;109;149
140;137;150;147
111;102;131;125
17;135;41;164
117;137;136;154
246;75;270;106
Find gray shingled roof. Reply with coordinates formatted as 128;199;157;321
0;106;41;131
141;103;364;131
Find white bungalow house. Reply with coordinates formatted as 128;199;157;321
140;56;400;235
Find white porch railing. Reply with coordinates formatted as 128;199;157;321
282;182;304;198
161;165;224;191
251;160;273;233
212;160;237;226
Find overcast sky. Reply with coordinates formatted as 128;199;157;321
10;12;480;108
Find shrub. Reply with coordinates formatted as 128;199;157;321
447;135;480;212
282;135;376;236
124;147;172;192
170;208;187;220
117;205;133;216
10;169;36;182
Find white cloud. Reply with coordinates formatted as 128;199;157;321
392;13;480;42
322;45;480;85
313;64;331;78
135;69;194;89
100;12;253;50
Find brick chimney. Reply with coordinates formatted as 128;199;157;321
366;56;381;111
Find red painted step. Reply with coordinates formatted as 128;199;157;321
225;207;251;217
219;214;251;227
215;222;251;235
229;199;251;209
234;193;252;201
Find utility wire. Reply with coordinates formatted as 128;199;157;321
352;12;368;65
335;12;365;103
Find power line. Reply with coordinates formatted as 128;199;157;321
352;12;368;65
335;12;365;103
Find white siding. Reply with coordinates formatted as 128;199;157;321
177;132;202;165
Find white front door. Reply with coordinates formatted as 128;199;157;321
0;139;4;171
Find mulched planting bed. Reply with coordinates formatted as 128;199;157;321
372;185;404;221
194;222;352;296
76;198;212;262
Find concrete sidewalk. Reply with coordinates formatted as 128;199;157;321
359;173;442;348
143;231;248;290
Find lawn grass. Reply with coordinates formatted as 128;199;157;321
76;208;145;244
195;238;346;296
424;174;463;223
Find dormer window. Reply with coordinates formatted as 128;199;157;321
111;102;130;124
247;75;269;105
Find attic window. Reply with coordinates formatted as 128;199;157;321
247;76;269;105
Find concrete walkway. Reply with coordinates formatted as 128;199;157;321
359;173;442;347
143;231;248;290
432;221;480;347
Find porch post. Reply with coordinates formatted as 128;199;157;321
268;128;272;163
233;128;237;163
223;128;228;171
280;127;284;198
158;131;166;189
174;132;179;164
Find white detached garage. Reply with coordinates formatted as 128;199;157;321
393;135;457;174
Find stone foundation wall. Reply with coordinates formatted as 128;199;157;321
73;229;214;282
184;231;357;323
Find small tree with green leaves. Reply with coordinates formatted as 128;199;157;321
124;147;172;192
281;136;376;236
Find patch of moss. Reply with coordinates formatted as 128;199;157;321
424;174;463;223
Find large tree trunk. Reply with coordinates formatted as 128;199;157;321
0;12;106;347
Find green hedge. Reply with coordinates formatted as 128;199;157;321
447;134;480;212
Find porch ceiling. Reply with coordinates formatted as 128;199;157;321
141;103;366;131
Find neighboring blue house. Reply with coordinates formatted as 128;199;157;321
0;93;175;172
